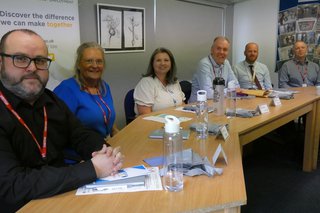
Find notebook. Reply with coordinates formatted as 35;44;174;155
85;165;148;189
85;175;146;189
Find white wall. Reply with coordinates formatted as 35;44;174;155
78;0;228;128
233;0;279;88
155;0;227;81
77;0;281;127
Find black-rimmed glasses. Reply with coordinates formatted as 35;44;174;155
0;53;52;70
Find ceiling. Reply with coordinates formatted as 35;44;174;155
205;0;249;5
177;0;250;8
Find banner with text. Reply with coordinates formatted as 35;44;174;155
0;0;80;89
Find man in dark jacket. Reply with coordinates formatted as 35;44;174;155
0;29;124;212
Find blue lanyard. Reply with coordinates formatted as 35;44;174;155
166;87;177;107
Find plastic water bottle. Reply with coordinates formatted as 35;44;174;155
163;115;183;192
196;90;208;139
226;81;237;118
213;77;225;116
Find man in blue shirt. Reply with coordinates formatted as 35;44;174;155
233;42;273;90
189;36;239;103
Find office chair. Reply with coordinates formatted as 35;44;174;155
124;89;136;125
179;80;192;104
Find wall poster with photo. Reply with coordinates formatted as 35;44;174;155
97;3;145;53
277;0;320;71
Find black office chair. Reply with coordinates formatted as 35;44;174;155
179;80;192;104
124;89;136;125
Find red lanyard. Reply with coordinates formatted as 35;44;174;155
296;63;308;83
85;87;111;128
0;90;47;159
96;90;111;127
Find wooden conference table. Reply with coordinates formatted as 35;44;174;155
19;87;320;213
232;87;320;171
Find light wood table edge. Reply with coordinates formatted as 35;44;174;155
182;200;245;213
312;99;320;170
238;103;312;146
238;102;315;172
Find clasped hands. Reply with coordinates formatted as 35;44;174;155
91;144;124;178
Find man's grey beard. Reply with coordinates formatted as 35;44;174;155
0;67;47;103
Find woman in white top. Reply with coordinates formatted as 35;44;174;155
134;47;185;115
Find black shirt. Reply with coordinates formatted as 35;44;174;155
0;82;105;212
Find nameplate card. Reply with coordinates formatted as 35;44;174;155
219;125;229;141
257;104;270;114
270;97;282;106
212;143;228;165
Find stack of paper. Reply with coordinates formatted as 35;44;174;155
85;165;149;191
143;113;192;123
76;167;163;195
179;105;214;113
238;89;271;97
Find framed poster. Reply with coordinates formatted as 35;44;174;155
277;1;320;70
97;3;145;53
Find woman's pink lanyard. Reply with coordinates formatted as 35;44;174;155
96;90;111;128
85;87;111;128
0;90;47;159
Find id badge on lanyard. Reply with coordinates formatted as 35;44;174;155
297;63;307;88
